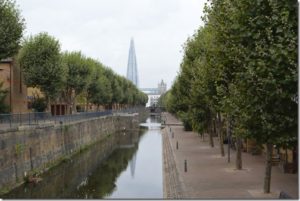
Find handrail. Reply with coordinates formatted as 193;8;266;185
0;107;144;130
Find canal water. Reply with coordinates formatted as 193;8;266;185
3;116;163;199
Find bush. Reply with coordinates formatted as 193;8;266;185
0;82;8;113
32;97;47;112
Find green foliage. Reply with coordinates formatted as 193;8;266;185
62;52;93;98
18;32;66;101
0;82;8;113
178;111;193;131
87;62;112;107
95;73;112;105
85;58;147;109
166;0;297;193
167;0;297;146
15;143;25;156
0;0;25;60
0;186;10;196
31;96;47;112
230;0;297;145
61;51;94;112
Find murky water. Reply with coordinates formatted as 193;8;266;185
3;116;162;199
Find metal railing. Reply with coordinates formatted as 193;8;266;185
0;107;142;130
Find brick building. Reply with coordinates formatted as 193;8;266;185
0;58;28;113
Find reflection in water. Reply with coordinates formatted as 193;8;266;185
3;116;162;199
73;145;140;198
107;115;162;199
130;152;137;178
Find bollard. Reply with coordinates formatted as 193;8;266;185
176;141;178;149
169;127;171;132
184;160;187;172
9;114;12;128
29;147;33;170
172;132;174;138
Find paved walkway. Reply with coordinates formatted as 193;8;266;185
162;112;298;199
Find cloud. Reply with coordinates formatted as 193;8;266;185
17;0;205;89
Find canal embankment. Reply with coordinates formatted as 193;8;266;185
162;127;184;198
161;112;298;199
3;114;161;199
0;109;148;194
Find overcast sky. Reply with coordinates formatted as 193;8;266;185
16;0;205;89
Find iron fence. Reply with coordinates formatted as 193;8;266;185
0;107;142;130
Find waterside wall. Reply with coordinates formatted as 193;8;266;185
0;113;142;192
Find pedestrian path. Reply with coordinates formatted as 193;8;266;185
162;112;298;199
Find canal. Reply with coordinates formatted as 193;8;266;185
3;116;163;199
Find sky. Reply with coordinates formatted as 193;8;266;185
16;0;206;89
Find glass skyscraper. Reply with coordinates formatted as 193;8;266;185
126;38;139;87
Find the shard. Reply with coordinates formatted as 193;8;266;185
126;38;139;87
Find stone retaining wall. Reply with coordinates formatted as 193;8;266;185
0;113;140;191
162;128;184;199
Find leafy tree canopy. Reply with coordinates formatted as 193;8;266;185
0;0;25;60
18;32;66;101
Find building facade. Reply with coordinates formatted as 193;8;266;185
0;58;28;113
145;80;167;107
158;79;167;95
0;58;69;115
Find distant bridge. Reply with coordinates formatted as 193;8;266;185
140;88;160;95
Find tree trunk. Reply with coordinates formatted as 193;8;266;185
85;97;89;112
72;96;77;114
285;147;288;163
66;89;73;114
293;146;298;173
226;115;231;163
46;96;51;114
217;112;225;157
263;143;273;193
236;137;242;170
213;119;216;135
209;120;214;147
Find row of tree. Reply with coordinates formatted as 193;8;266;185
0;0;148;113
160;0;297;194
19;33;148;112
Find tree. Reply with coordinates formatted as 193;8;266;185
203;0;297;193
203;0;241;162
88;67;113;110
227;0;298;193
138;91;148;106
111;76;124;108
85;59;147;111
62;51;93;113
102;67;114;109
0;0;25;60
166;0;297;194
31;96;47;112
158;91;170;109
18;32;66;103
0;82;8;113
